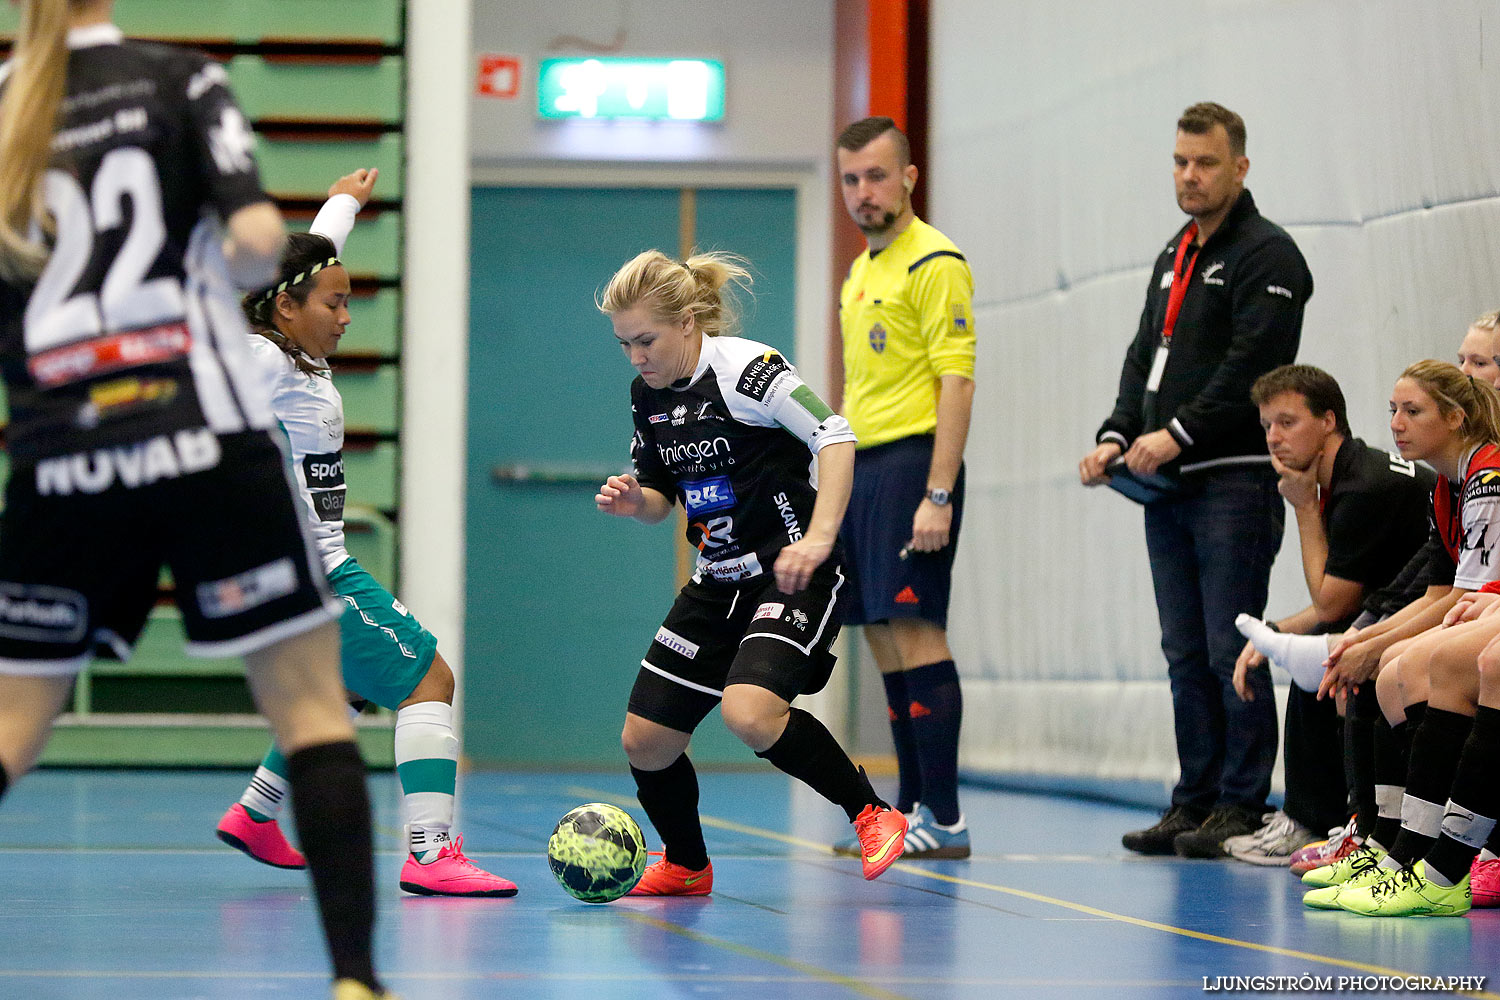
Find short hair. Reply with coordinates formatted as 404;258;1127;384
836;116;911;166
1178;102;1246;158
1251;364;1351;437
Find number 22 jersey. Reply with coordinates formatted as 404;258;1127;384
630;336;857;584
0;25;274;467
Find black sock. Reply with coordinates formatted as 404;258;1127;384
286;740;380;993
757;707;887;821
1372;706;1420;849
905;660;963;825
1347;685;1378;839
881;671;921;813
632;755;709;871
0;761;8;802
1390;705;1471;867
1424;705;1500;884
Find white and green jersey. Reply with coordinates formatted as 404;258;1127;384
248;338;349;574
244;191;361;574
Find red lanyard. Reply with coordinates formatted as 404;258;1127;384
1160;222;1200;345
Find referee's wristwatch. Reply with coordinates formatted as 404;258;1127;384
925;487;951;506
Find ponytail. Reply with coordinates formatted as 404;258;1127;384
597;249;752;338
0;0;75;280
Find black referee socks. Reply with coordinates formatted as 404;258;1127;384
632;755;710;872
757;707;887;822
905;660;963;826
881;670;921;814
286;739;381;994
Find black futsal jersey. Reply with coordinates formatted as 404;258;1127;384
0;24;274;464
1323;437;1435;593
630;336;857;584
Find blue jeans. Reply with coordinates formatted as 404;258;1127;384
1144;465;1283;812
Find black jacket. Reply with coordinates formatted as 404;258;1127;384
1097;189;1313;473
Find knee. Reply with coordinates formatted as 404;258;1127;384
1376;657;1402;698
620;717;677;771
720;695;782;751
1430;644;1478;691
423;655;457;702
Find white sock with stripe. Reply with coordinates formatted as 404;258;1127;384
395;700;459;863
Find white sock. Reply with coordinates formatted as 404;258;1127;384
239;765;289;821
395;700;459;862
1234;615;1333;691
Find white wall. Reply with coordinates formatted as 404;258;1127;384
930;0;1500;794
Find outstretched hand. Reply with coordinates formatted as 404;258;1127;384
329;168;379;207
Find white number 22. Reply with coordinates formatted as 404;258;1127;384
24;147;184;354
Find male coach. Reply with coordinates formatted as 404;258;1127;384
1079;102;1313;858
833;116;976;858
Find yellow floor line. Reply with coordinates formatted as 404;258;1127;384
569;783;1498;999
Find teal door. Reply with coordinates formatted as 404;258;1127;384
465;185;798;767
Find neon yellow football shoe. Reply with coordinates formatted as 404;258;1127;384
1303;852;1391;909
1301;843;1385;888
1337;865;1470;917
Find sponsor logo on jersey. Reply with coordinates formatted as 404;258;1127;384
1468;470;1500;500
391;598;409;616
952;304;968;332
649;413;670;424
29;322;191;389
699;552;763;582
791;610;809;630
657;436;731;466
1201;260;1226;286
671;404;689;426
696;401;721;422
738;352;792;400
1267;284;1293;299
654;626;700;660
81;376;179;427
689;514;737;552
36;428;222;496
187;62;231;101
197;557;298;620
868;323;887;353
312;487;346;522
753;602;785;622
303;452;345;489
207;105;257;175
772;491;803;543
682;476;736;516
0;583;87;644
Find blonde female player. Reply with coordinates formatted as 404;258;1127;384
0;3;388;997
214;171;515;897
1292;361;1500;912
596;249;908;893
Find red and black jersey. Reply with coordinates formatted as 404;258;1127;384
0;25;274;462
1429;442;1500;590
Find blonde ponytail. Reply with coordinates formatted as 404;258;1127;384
598;249;752;338
0;0;76;280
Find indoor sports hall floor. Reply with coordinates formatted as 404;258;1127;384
1;768;1495;999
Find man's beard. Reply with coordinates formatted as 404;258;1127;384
858;209;900;236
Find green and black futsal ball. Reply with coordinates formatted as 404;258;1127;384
547;802;648;902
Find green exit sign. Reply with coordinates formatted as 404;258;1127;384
537;58;725;121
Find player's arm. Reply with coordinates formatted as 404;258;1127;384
1287;488;1365;623
596;473;673;524
774;440;855;594
308;168;379;255
911;256;976;552
224;202;285;288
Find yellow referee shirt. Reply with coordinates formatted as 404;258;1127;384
839;218;975;448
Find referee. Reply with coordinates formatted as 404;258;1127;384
833;116;977;858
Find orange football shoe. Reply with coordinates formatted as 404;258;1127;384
853;804;908;880
628;854;713;896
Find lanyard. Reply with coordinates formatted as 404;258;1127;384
1161;222;1201;347
1144;222;1200;402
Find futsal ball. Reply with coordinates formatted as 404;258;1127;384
547;802;648;903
